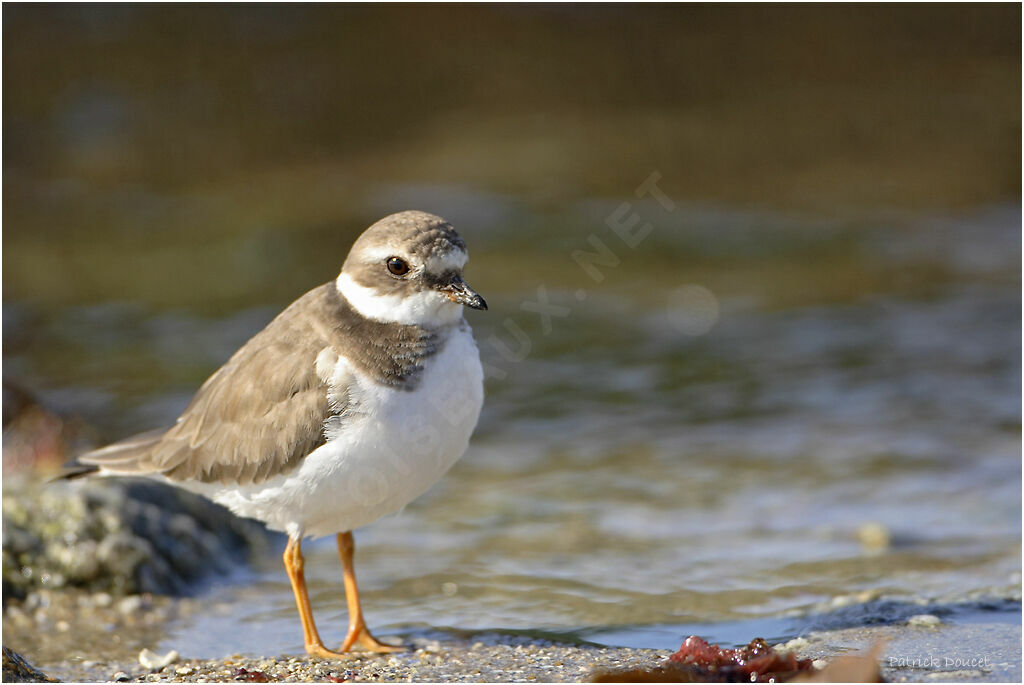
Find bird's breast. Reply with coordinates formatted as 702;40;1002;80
264;322;483;537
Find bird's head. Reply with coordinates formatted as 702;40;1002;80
336;211;487;327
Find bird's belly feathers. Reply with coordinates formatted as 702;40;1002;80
211;325;483;538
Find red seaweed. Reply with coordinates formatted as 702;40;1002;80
233;667;271;682
668;636;815;682
594;637;882;683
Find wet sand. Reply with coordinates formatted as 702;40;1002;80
5;588;1019;683
10;628;1020;683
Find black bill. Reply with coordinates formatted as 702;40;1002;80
441;276;488;310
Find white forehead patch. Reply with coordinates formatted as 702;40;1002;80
356;245;467;274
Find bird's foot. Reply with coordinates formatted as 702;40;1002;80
304;642;355;660
339;627;405;654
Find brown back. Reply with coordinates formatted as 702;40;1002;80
78;282;442;486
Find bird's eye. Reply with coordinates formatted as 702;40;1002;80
386;257;410;276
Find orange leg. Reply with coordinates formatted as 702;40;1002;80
336;531;404;653
283;536;348;659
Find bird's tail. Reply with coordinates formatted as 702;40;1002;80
58;427;168;480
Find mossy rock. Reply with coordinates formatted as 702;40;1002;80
2;477;273;601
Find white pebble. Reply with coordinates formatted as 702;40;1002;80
857;522;892;550
775;637;809;653
118;596;144;615
138;648;179;670
908;614;941;627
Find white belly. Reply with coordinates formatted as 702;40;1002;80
206;324;483;538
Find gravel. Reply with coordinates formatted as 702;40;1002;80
2;589;667;683
122;641;666;683
4;587;1019;682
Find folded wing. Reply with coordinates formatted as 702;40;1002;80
75;286;343;487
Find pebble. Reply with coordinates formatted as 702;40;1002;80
830;594;855;607
908;614;942;627
857;522;892;551
776;637;810;653
118;596;144;615
828;589;880;608
139;648;179;670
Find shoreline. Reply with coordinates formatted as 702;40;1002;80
5;593;1019;683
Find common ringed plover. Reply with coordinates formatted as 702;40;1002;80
67;210;486;658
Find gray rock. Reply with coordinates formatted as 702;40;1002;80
2;477;274;600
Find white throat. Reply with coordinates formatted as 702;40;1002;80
336;272;463;327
